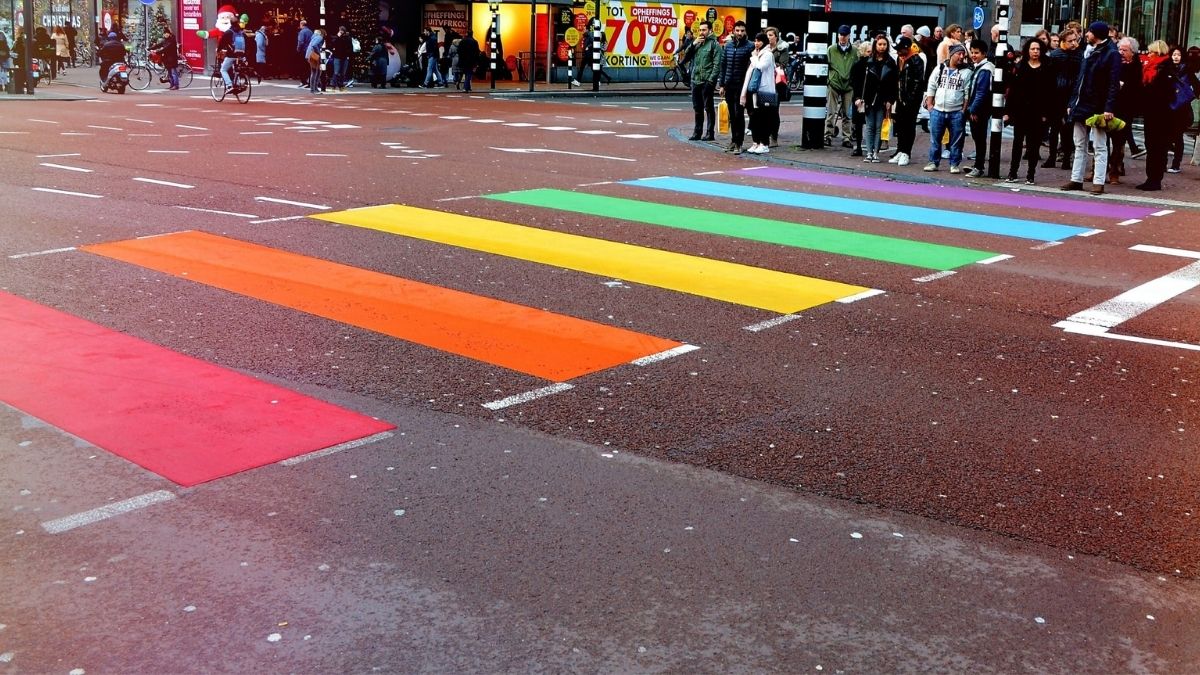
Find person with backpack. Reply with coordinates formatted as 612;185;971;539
218;20;249;93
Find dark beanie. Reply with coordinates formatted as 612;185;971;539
1088;21;1109;38
754;31;769;44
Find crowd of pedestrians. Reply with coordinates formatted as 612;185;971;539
677;16;1200;192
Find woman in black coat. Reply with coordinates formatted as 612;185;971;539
1004;38;1055;184
855;34;898;163
1166;45;1200;173
1138;41;1178;191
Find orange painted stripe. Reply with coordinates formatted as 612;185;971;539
82;231;683;382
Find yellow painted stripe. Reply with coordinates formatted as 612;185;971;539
313;205;870;313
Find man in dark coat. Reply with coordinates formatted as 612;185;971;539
716;20;752;154
1062;21;1122;194
1045;27;1083;168
150;28;180;89
457;31;479;92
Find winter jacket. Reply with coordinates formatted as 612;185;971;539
896;54;927;109
827;41;856;93
150;34;179;68
457;35;479;70
1113;58;1143;120
690;35;722;85
1006;60;1056;123
255;28;268;63
772;41;789;68
857;54;897;110
1068;38;1121;121
331;33;354;59
719;35;753;89
296;26;313;54
965;59;994;116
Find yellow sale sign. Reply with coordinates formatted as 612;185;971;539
599;2;745;68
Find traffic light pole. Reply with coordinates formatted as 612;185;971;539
987;0;1010;179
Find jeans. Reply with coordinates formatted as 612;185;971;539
691;81;716;136
332;57;349;88
309;65;321;93
463;68;474;91
1071;122;1108;184
927;108;965;167
423;56;444;86
863;107;886;155
220;56;236;87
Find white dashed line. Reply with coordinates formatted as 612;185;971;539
631;344;700;365
8;246;78;259
913;271;956;283
254;196;330;210
1150;209;1174;217
134;177;195;189
36;153;81;158
305;153;347;157
174;205;258;218
743;314;802;332
977;254;1014;265
148;150;189;153
32;187;102;199
1118;218;1142;226
41;491;176;534
176;124;209;130
39;163;93;173
836;288;887;303
280;431;394;466
482;383;575;410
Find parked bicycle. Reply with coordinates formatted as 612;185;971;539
128;49;194;90
209;56;253;103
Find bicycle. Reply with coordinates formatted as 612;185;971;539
129;50;194;90
210;56;253;103
663;60;690;90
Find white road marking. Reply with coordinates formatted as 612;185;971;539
148;150;189;153
128;133;163;137
8;246;78;259
977;254;1014;265
1056;321;1200;351
440;115;470;119
280;431;394;466
39;163;92;173
1118;218;1142;226
60;132;93;136
87;125;123;131
1130;244;1200;259
325;124;360;129
240;131;274;135
615;133;657;139
176;124;209;130
255;196;330;210
694;170;725;175
433;195;482;201
28;118;59;124
482;383;575;410
297;129;330;133
41;490;176;534
0;131;30;134
134;177;195;189
836;288;887;303
36;153;81;158
228;151;269;155
503;122;539;127
491;147;635;162
743;314;802;332
913;271;957;283
32;187;102;199
1151;209;1174;217
177;133;210;138
631;344;700;365
576;130;616;135
174;205;258;218
538;126;576;131
249;215;309;224
1058;260;1200;329
136;103;165;107
294;120;331;125
125;118;155;123
1031;241;1062;250
577;181;613;186
305;153;347;157
1078;229;1105;237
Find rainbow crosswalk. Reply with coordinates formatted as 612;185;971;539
8;167;1133;484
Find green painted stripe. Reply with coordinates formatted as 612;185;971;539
486;188;999;272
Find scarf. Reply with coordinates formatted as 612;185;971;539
1142;54;1168;86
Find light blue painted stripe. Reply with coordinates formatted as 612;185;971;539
624;177;1093;242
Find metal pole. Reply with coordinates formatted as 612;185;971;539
528;0;534;91
801;19;829;149
567;37;573;88
590;14;600;91
760;0;768;30
489;3;498;90
22;0;34;94
987;0;1010;178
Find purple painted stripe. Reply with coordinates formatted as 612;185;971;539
741;167;1156;220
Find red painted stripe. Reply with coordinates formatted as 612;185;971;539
0;291;394;486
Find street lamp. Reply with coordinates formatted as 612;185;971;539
489;0;501;90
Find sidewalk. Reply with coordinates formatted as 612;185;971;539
691;110;1200;207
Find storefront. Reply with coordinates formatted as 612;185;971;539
1;0;95;61
1022;0;1193;47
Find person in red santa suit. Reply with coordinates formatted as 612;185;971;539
196;5;239;59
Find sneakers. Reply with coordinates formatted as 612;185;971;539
863;154;874;163
571;79;581;87
1003;176;1018;183
870;154;881;163
966;168;983;178
923;162;938;172
888;153;901;163
896;153;910;166
1025;179;1036;185
1061;181;1083;191
1167;167;1182;173
949;165;962;174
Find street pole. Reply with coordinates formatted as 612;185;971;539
801;16;829;148
528;1;535;91
760;0;768;30
21;0;34;94
590;13;600;91
489;1;499;90
987;0;1010;178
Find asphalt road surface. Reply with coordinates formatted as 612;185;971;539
1;80;1199;672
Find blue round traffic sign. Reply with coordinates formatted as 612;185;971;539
972;6;986;30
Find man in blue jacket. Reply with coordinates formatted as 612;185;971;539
1062;21;1122;194
964;39;995;178
716;21;753;154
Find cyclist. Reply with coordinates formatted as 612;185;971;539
218;20;248;93
150;27;180;89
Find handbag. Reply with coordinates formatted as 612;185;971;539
880;116;892;141
718;99;730;134
1170;76;1196;111
747;66;762;93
